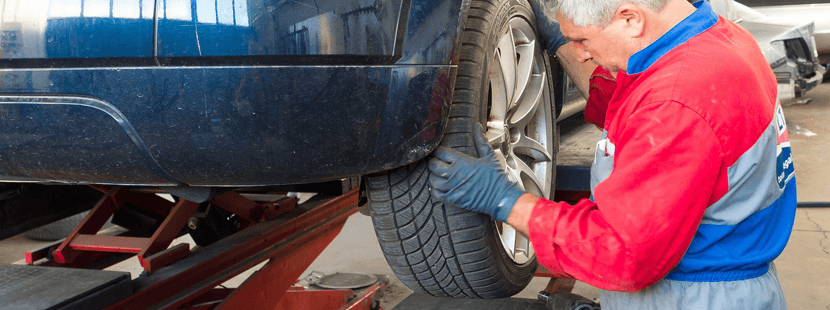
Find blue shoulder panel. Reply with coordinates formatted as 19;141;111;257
627;1;719;75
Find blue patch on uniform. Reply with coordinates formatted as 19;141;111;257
775;104;787;133
776;147;794;189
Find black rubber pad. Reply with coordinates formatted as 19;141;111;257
0;264;131;310
392;294;549;310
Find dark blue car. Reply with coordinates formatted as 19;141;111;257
0;0;584;298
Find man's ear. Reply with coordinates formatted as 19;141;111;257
613;3;646;38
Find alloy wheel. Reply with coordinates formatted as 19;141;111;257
486;17;553;265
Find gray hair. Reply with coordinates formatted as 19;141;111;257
547;0;672;27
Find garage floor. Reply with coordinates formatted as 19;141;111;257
0;84;829;309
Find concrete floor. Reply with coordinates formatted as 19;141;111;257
1;84;829;309
775;83;830;309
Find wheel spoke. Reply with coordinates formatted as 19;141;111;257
514;155;546;197
501;224;517;257
508;73;546;128
497;27;517;104
512;134;552;163
513;41;536;105
486;121;506;145
504;158;523;188
489;87;508;124
493;149;509;175
514;232;530;259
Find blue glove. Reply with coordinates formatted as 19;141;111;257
428;128;525;222
527;0;569;54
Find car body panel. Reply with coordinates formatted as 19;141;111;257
0;65;453;186
0;0;470;186
751;3;830;57
736;20;811;63
554;73;586;122
0;95;176;185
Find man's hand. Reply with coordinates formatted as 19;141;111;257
428;127;525;222
527;0;569;54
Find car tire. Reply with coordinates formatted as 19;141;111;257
366;0;556;298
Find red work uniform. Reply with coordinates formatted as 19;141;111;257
528;1;795;308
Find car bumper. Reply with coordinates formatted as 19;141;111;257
0;65;455;186
777;65;824;101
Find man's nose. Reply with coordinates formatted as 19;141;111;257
570;43;592;63
577;50;592;63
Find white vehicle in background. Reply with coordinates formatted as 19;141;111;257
710;0;825;102
740;0;830;65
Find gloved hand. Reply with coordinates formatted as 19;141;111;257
428;127;526;222
527;0;569;54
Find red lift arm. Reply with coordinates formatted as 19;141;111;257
21;185;384;310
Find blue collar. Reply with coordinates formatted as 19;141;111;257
626;0;719;75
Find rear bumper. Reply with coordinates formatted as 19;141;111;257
0;65;454;186
805;65;825;89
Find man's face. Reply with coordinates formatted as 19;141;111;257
557;13;629;72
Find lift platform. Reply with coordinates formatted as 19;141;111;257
0;120;602;310
0;264;131;310
2;179;394;310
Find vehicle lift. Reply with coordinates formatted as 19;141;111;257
0;129;599;310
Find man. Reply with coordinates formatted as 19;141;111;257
428;0;797;308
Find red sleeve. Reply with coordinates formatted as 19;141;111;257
528;101;724;291
584;66;617;129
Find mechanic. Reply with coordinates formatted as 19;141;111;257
428;0;797;308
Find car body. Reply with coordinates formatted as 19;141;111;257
0;0;471;187
1;0;472;240
0;0;574;298
710;0;825;101
0;2;817;193
739;0;830;64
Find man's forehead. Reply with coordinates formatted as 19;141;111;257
556;14;586;39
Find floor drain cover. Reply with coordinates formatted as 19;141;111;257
315;273;378;290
